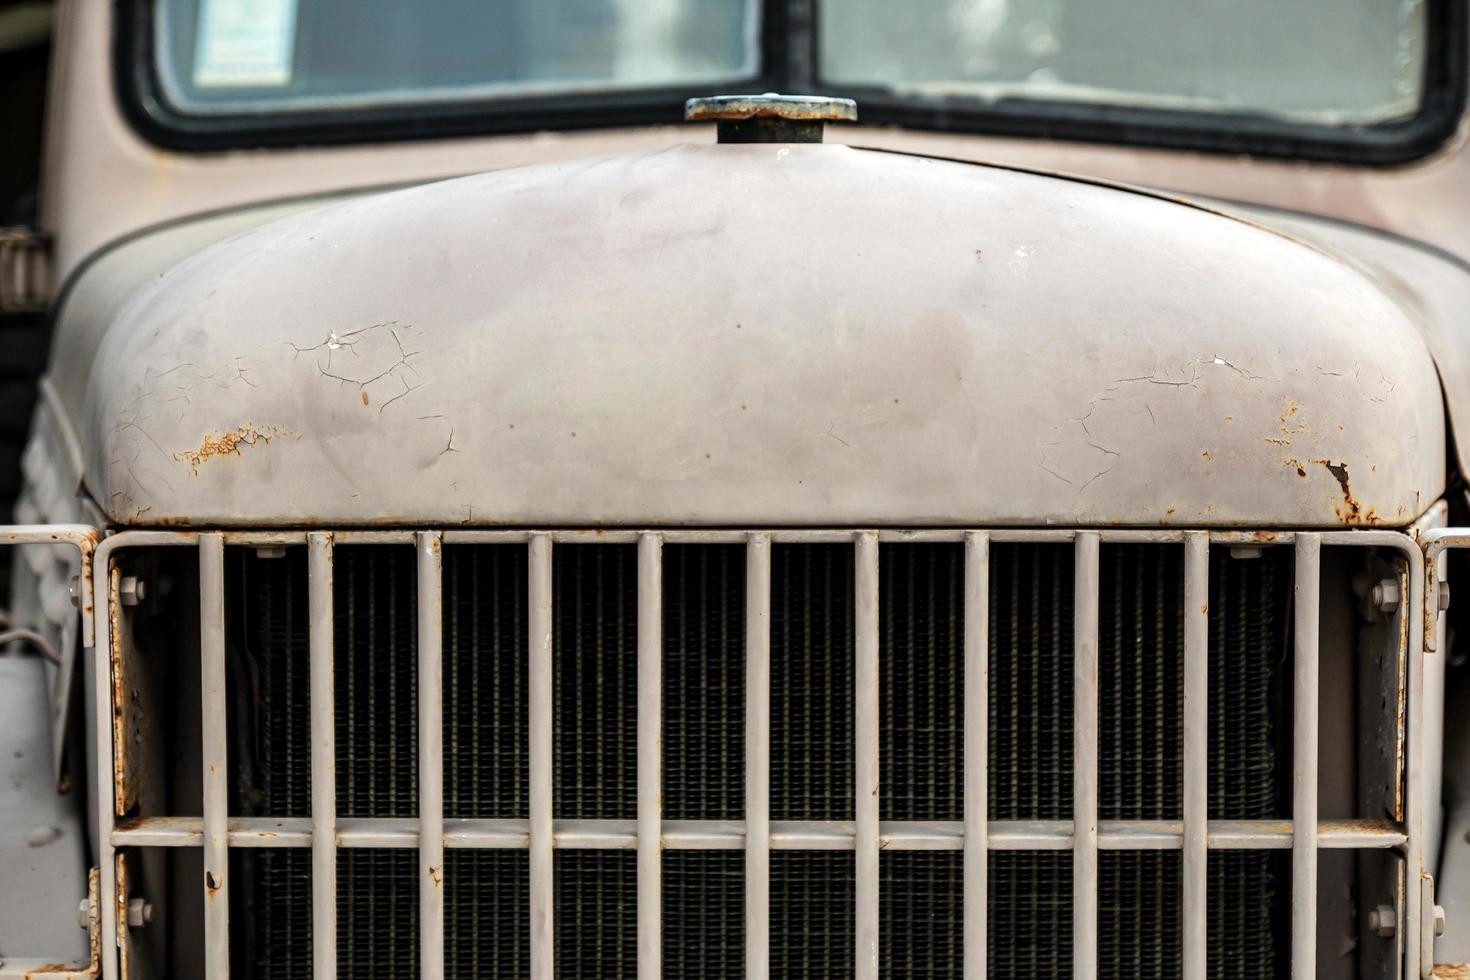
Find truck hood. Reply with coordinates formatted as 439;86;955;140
84;142;1444;526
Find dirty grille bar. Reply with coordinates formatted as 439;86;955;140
745;532;772;980
1292;534;1321;980
963;531;989;980
528;533;554;980
200;533;229;976
1181;532;1208;980
638;533;663;980
855;532;881;979
307;532;336;979
416;531;445;980
1073;531;1100;980
87;526;1426;979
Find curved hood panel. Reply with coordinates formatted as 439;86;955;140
87;144;1443;526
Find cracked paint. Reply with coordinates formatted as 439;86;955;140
174;423;294;474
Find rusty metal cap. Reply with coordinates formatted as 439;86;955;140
685;93;857;143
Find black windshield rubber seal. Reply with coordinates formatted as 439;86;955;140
115;0;1464;166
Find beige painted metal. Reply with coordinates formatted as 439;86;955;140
1292;534;1321;979
854;532;880;980
527;534;554;980
111;814;1410;852
637;533;662;980
963;531;988;980
1072;531;1100;980
306;533;336;980
1181;532;1209;980
416;532;445;980
744;533;771;980
198;534;228;977
81;144;1442;528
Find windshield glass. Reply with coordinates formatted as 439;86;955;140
820;0;1429;126
155;0;757;112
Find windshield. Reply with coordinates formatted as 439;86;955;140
822;0;1429;126
156;0;757;112
139;0;1453;160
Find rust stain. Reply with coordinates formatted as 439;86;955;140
429;865;443;888
206;870;222;895
1283;457;1379;522
1314;458;1379;525
1278;400;1308;436
108;568;131;818
1263;437;1291;446
174;423;294;474
361;390;370;406
1200;450;1213;461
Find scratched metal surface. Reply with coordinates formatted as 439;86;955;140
69;143;1443;527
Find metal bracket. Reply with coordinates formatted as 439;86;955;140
0;867;100;978
0;227;51;313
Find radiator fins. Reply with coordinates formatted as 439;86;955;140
228;540;1289;979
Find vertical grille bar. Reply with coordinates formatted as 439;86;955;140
200;532;230;977
854;531;881;980
1073;531;1100;980
417;532;446;980
1181;532;1208;980
746;533;772;980
308;533;337;979
92;553;119;980
1292;533;1320;979
964;531;989;980
638;533;663;980
528;533;555;980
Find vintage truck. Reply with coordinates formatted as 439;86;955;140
3;0;1470;977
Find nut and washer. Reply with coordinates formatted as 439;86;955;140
119;575;147;607
127;897;153;929
1370;579;1401;613
1367;905;1397;938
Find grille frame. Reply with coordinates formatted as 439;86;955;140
86;525;1428;980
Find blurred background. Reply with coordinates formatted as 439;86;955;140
0;0;52;574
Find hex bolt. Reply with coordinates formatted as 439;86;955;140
1367;905;1397;938
127;897;153;929
1440;582;1453;613
77;898;89;930
1371;579;1401;613
254;546;287;559
67;575;81;609
118;576;146;607
1436;904;1447;938
1229;546;1263;560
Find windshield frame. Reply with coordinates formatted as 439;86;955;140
117;0;1465;165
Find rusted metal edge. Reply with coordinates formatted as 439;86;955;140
1421;528;1470;651
94;526;1441;548
684;94;857;123
0;524;97;646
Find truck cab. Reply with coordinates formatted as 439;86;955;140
3;1;1470;977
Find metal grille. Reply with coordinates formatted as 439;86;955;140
84;526;1427;980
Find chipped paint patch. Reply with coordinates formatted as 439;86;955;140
174;423;294;474
1284;456;1379;524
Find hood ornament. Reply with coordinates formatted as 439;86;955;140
684;93;857;144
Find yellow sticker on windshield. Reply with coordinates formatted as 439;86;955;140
194;0;297;87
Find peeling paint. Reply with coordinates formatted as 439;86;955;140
1281;456;1377;521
